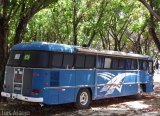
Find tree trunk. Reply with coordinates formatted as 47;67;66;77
114;37;118;51
149;0;160;51
14;18;28;44
73;20;78;45
149;17;160;51
73;0;78;45
0;17;9;94
86;30;96;47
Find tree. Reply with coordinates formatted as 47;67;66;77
139;0;160;51
14;0;159;53
0;0;57;93
139;0;160;21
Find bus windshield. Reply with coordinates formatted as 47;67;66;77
7;51;49;68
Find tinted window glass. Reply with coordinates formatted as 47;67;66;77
85;55;95;68
119;59;125;69
75;55;85;68
139;60;143;70
7;51;22;66
143;61;148;71
126;59;132;70
51;53;63;68
21;52;49;68
131;60;137;70
96;56;105;68
63;54;74;68
104;58;111;68
111;59;118;69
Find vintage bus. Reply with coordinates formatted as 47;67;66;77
1;42;153;109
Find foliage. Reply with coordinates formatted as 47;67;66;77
16;0;157;54
1;0;160;54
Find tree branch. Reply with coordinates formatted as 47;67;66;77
139;0;160;21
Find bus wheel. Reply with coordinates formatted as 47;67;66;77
135;86;143;100
74;88;91;109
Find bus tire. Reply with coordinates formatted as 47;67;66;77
74;88;91;109
134;86;143;100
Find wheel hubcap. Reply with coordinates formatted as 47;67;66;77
80;92;88;106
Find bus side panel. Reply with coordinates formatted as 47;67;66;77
43;89;59;105
95;70;138;99
32;69;52;104
32;69;50;90
74;70;95;100
58;70;76;104
139;71;147;83
146;73;154;92
123;71;138;95
139;71;154;92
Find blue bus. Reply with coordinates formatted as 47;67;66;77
1;42;154;109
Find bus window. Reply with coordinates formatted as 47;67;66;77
149;61;153;74
126;59;132;70
119;59;125;69
96;56;104;68
7;51;22;66
85;55;95;68
21;51;49;68
111;59;118;69
75;54;85;68
51;53;63;68
104;58;111;69
139;60;143;70
63;54;74;68
143;61;148;71
131;60;137;70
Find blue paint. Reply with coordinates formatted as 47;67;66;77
50;71;59;87
12;42;76;53
29;68;153;105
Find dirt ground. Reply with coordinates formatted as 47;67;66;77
0;83;160;116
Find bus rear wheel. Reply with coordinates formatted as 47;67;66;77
74;88;91;109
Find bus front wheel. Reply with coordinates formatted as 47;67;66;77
74;88;91;109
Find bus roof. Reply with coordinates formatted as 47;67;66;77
76;47;152;60
12;42;152;60
12;42;76;53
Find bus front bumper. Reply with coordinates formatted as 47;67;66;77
1;92;43;103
